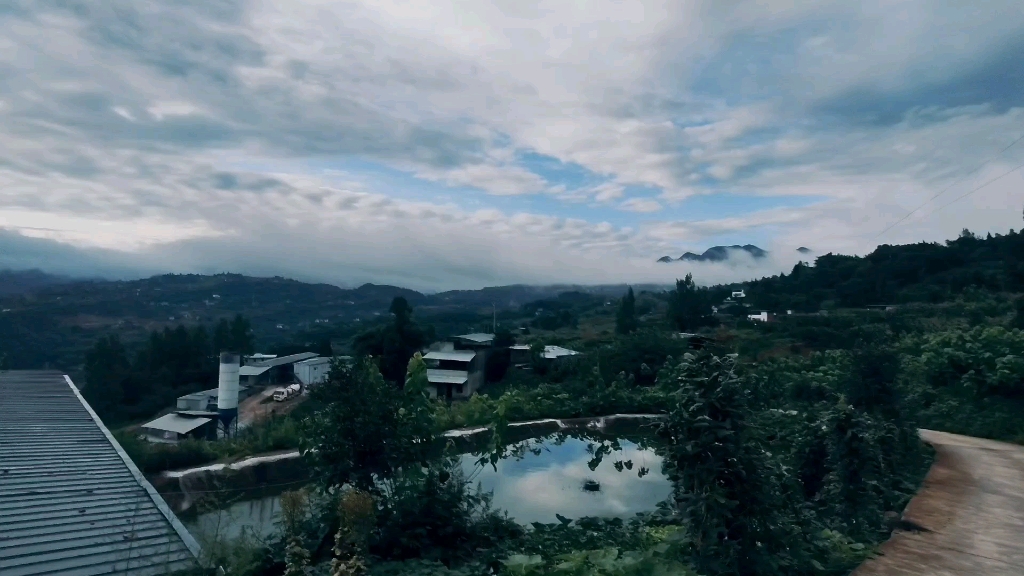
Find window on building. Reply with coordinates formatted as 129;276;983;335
456;385;464;394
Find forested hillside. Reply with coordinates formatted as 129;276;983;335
742;229;1024;312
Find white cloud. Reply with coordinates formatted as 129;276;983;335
0;0;1021;289
619;198;663;213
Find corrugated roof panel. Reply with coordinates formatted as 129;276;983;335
141;414;213;434
426;369;469;385
423;350;476;362
455;333;495;343
238;365;270;376
250;352;319;367
0;371;201;576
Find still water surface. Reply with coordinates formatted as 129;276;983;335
183;435;670;541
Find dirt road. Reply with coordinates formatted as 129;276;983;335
236;387;307;428
852;429;1024;576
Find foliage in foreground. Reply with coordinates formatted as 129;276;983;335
189;310;1024;576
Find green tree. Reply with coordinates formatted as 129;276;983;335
821;401;891;539
300;358;438;493
1012;296;1024;330
405;352;429;395
656;353;798;575
486;327;516;382
281;490;311;576
229;314;255;354
331;490;376;576
212;318;231;353
353;297;427;385
83;335;134;417
315;337;334;357
389;296;413;332
666;274;716;331
529;341;547;375
615;287;638;335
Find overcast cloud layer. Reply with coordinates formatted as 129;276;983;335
1;1;1022;291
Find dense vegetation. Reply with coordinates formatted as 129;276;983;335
742;228;1024;312
82;314;255;424
8;227;1024;575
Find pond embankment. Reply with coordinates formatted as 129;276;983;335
152;413;666;514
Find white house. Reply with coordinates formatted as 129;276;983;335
294;356;332;387
732;290;746;298
747;311;776;323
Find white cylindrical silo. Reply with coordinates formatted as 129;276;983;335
217;352;240;434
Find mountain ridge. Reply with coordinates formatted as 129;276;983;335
658;244;768;263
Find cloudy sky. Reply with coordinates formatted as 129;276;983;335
1;1;1022;291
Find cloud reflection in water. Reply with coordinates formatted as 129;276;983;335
460;436;671;525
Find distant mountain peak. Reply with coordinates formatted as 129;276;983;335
658;244;768;263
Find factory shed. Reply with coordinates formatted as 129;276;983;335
141;413;215;443
0;370;201;575
248;352;320;385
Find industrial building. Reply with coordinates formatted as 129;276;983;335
243;351;320;385
0;370;201;575
174;385;254;412
141;413;216;443
142;352;250;442
294;356;332;387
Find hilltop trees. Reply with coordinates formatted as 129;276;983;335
666;274;717;331
1012;296;1024;330
615;287;638;335
83;315;256;423
353;297;430;386
212;313;255;354
83;335;135;416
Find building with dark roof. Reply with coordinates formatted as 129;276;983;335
0;371;201;575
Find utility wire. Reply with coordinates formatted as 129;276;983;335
873;132;1024;239
919;158;1024;221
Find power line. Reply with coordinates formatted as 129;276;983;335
873;132;1024;239
918;158;1024;221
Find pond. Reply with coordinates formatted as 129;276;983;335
182;433;671;542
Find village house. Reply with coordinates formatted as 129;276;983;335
422;349;484;400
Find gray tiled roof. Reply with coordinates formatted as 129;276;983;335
0;371;201;576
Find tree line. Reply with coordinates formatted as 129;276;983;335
83;314;255;423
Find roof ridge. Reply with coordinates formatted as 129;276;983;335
63;375;203;561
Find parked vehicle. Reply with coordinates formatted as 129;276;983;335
273;383;301;402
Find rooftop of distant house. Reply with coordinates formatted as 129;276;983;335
510;344;581;359
455;333;495;344
423;350;477;363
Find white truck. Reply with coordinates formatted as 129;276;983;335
272;384;301;402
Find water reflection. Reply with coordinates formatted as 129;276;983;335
460;435;671;525
183;435;670;541
184;495;282;542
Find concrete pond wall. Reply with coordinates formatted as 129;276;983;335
152;413;666;515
